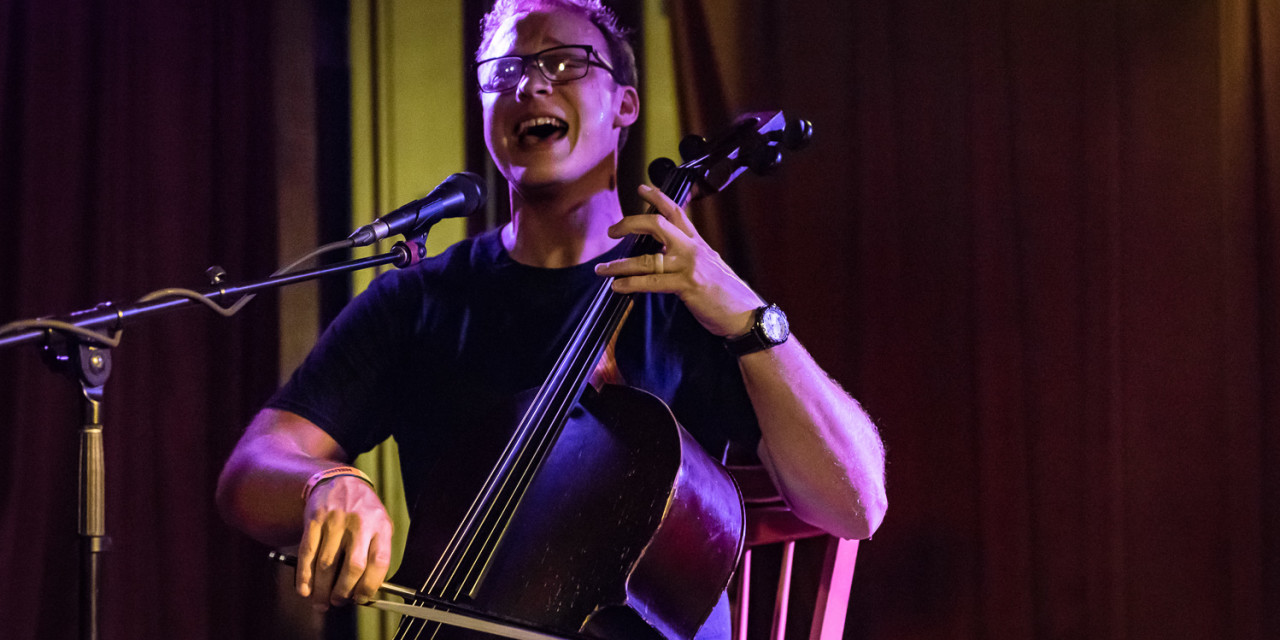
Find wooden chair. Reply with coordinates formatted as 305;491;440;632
727;463;860;640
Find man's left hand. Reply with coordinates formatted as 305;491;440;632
595;184;764;338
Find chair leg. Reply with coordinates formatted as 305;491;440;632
770;541;796;640
809;538;859;640
733;548;752;640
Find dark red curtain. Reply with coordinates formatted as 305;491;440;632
671;0;1279;638
0;1;284;638
5;0;1279;638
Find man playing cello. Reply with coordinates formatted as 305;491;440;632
217;1;887;637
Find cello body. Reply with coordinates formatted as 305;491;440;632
395;384;744;639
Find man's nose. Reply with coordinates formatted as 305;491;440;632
516;62;552;97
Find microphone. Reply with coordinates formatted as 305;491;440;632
348;172;486;246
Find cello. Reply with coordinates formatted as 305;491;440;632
385;111;813;640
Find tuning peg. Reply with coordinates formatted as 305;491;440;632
747;146;783;175
648;157;677;187
783;118;813;150
679;134;708;161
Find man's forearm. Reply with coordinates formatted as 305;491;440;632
739;337;888;540
216;410;349;546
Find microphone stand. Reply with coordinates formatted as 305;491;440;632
0;237;430;640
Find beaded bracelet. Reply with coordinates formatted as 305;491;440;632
301;466;374;502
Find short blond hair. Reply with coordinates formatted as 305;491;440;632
476;0;637;89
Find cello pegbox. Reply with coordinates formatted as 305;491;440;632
783;117;813;150
747;146;783;176
679;134;708;162
648;157;677;188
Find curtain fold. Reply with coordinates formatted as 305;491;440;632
2;0;1278;637
0;1;283;638
669;0;1280;637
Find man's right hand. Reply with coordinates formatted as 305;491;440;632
216;409;396;611
296;475;394;610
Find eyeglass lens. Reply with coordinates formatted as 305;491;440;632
479;47;593;92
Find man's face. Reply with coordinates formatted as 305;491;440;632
479;10;638;192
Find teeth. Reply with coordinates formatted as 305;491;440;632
517;116;567;136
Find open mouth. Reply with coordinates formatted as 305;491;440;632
516;116;569;145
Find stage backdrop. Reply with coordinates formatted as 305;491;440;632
668;0;1280;638
0;0;288;638
3;0;1279;639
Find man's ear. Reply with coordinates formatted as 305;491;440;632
615;85;639;128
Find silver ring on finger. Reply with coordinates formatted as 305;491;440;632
653;252;664;275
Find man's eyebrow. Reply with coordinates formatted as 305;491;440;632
486;36;572;59
526;37;574;52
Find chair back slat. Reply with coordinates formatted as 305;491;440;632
726;463;860;640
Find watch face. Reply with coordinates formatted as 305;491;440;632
760;305;789;343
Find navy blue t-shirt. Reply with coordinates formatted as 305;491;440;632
268;228;761;511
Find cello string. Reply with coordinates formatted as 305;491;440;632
396;244;641;640
400;281;628;640
398;167;697;640
427;231;642;575
402;182;692;640
461;170;694;561
430;169;695;597
429;172;696;601
437;247;639;596
407;234;646;631
410;238;638;597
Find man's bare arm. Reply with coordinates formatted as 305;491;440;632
216;409;393;609
599;185;888;540
740;339;887;540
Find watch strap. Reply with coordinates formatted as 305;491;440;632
724;304;788;357
725;327;770;357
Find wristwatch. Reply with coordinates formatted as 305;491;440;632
724;304;790;356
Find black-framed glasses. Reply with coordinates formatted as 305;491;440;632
476;44;615;93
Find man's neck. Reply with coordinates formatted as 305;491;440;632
502;182;625;269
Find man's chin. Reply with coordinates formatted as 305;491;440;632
508;166;570;193
504;154;616;198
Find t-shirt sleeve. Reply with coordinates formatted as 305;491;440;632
267;271;418;458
